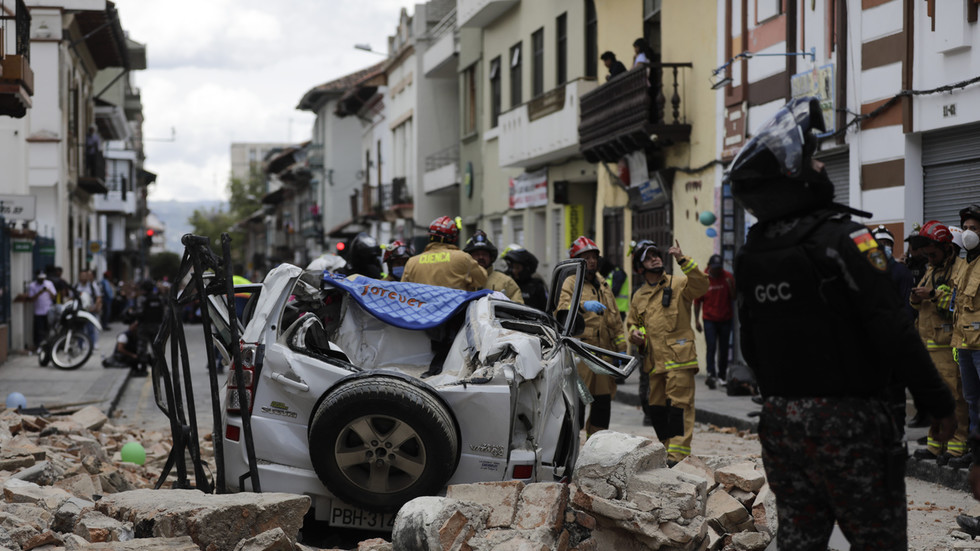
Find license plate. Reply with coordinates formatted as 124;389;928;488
328;501;397;530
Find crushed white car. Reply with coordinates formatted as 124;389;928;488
198;259;635;529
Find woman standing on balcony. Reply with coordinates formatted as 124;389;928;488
632;38;655;68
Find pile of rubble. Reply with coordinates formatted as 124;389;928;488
0;405;780;551
390;431;776;551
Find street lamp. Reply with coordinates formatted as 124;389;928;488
354;43;387;57
710;47;816;89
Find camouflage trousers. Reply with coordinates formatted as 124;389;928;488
759;397;907;551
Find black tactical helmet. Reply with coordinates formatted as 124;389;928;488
726;97;834;222
349;232;382;262
503;246;539;275
960;204;980;227
463;230;498;262
631;240;660;273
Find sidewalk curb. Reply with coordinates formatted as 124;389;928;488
105;369;132;418
613;381;969;492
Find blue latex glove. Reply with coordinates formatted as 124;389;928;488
583;300;607;313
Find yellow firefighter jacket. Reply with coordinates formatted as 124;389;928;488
486;268;524;303
557;273;627;395
626;256;709;374
402;242;487;292
914;256;965;350
953;255;980;350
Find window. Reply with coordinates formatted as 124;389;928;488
511;215;525;247
532;28;544;97
585;0;597;78
463;64;477;135
510;42;522;107
756;0;783;22
489;57;502;128
490;219;504;249
556;13;567;85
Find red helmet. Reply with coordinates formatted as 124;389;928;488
568;236;599;258
429;216;459;243
383;240;413;264
917;220;952;244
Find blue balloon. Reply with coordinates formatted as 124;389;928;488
6;392;26;410
706;227;718;238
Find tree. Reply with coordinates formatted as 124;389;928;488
187;166;266;267
148;251;181;282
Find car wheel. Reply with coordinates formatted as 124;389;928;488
309;377;459;513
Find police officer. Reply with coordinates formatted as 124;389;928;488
503;246;548;310
556;236;627;437
383;240;413;282
463;231;523;303
338;232;383;279
403;216;487;292
729;97;955;551
908;221;971;468
626;239;708;464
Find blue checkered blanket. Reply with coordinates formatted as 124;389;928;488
322;273;492;330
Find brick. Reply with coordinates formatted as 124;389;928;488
705;489;749;533
574;511;595;531
751;483;778;536
439;510;469;550
447;480;524;528
515;483;568;531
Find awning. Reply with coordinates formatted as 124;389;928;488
327;218;370;238
261;187;286;205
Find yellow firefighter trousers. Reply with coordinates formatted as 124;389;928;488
649;368;696;462
927;348;970;457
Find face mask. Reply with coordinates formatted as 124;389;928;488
882;245;893;258
964;230;980;251
391;266;405;279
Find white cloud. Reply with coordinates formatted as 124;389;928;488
113;0;420;202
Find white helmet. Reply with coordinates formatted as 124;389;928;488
949;226;965;250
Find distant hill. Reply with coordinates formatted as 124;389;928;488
148;199;226;253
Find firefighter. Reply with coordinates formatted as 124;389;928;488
730;96;955;550
383;240;413;282
463;230;523;303
555;236;626;437
337;232;383;279
626;239;708;464
503;246;548;310
402;216;487;292
955;204;980;437
908;221;971;468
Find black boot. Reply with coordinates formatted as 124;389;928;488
957;514;980;537
912;448;938;461
944;453;974;469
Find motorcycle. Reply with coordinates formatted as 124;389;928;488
38;298;102;370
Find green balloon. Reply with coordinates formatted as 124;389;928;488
699;211;717;226
120;441;146;465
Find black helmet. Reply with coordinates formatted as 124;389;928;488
349;232;381;262
463;230;498;262
726;97;834;222
631;240;660;273
960;204;980;227
503;246;539;275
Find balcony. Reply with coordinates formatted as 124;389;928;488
379;178;413;221
423;144;459;194
78;150;109;194
423;9;457;78
0;1;34;118
498;78;598;169
458;0;519;28
578;63;693;164
93;189;137;215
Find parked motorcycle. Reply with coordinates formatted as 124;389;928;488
38;299;102;370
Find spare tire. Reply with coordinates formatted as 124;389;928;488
309;377;459;513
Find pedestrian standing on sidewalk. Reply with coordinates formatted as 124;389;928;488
908;221;972;468
693;254;735;390
27;270;56;349
728;96;955;551
74;269;102;350
556;236;626;437
626;239;708;465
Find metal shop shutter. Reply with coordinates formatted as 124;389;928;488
923;123;980;227
815;148;849;206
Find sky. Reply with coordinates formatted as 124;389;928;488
113;0;420;203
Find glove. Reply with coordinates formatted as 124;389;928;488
583;300;607;313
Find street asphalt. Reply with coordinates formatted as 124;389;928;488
0;327;968;492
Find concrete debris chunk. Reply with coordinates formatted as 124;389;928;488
391;496;489;551
715;461;765;493
73;510;133;543
446;480;523;528
705;487;749;533
68;406;109;431
515;483;568;532
751;483;778;537
731;531;770;551
572;432;666;496
232;527;294;551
